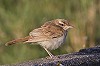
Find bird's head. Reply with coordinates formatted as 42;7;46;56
53;19;73;30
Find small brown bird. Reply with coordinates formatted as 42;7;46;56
5;19;73;58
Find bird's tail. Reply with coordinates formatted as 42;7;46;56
5;36;31;46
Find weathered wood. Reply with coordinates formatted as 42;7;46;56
2;45;100;66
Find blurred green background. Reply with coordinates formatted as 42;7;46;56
0;0;100;65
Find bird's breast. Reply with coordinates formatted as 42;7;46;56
38;32;67;50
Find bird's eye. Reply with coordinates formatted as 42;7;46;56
60;23;64;26
58;21;64;26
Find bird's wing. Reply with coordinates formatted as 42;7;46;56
26;22;64;42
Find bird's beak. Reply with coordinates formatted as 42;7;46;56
64;25;74;30
68;25;73;29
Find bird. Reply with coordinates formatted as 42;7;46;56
5;19;73;58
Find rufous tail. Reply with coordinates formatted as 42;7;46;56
5;36;31;46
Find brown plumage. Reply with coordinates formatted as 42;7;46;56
5;19;73;58
5;36;31;46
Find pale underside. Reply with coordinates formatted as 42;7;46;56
25;22;67;50
38;33;67;50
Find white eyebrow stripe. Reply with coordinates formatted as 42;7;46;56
58;21;64;24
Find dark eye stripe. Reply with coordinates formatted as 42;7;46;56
63;21;69;25
59;23;64;26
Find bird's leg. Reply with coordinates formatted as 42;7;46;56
43;47;54;58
